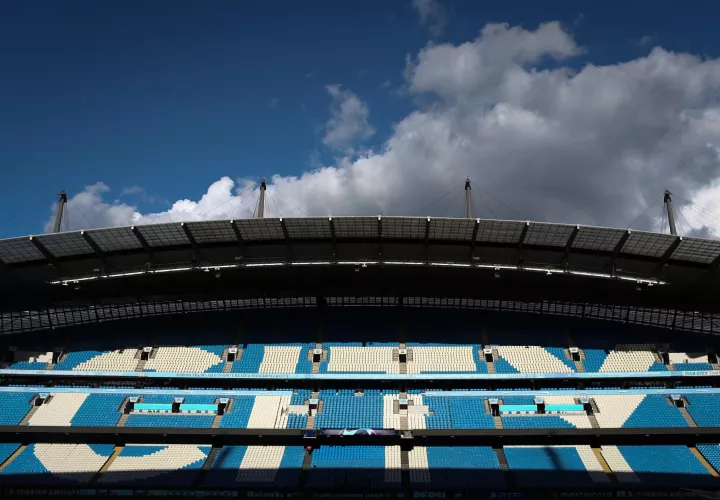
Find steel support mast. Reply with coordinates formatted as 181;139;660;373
53;190;68;233
664;189;677;236
256;179;267;218
465;178;473;219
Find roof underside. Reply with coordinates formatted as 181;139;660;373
0;217;718;316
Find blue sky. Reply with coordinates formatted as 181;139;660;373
3;1;720;238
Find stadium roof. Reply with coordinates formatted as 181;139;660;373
0;216;719;318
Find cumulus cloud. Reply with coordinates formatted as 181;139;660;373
322;85;375;151
42;21;720;238
412;0;447;38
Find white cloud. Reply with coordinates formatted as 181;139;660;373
380;80;392;89
42;21;720;239
269;97;280;108
412;0;447;38
322;85;375;150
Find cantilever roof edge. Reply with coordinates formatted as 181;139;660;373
0;216;716;267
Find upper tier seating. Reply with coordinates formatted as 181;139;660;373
320;344;398;374
0;444;114;484
405;344;487;373
505;446;610;488
602;445;714;487
97;444;210;487
306;446;401;489
409;446;504;489
202;446;304;487
232;343;313;373
143;346;225;373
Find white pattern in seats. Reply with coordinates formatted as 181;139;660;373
98;444;208;483
326;347;398;373
34;444;108;482
28;393;89;426
247;396;291;429
144;347;222;373
599;345;657;372
259;346;302;373
600;446;640;483
496;346;573;373
384;446;402;483
238;446;284;482
73;350;138;372
406;347;476;373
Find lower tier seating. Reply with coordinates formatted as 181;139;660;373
202;446;304;487
602;445;714;487
0;444;115;484
306;446;401;489
97;444;211;487
409;446;504;489
505;446;609;487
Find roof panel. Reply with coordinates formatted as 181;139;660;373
236;218;285;241
671;237;720;264
136;223;190;247
572;227;626;252
36;232;94;258
383;217;425;239
87;227;143;252
429;218;475;241
524;223;575;247
0;237;45;263
476;220;526;243
621;231;677;258
185;221;237;244
332;217;378;238
285;218;332;239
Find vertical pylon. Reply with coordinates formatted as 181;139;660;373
464;178;473;219
664;189;677;235
53;190;68;233
256;179;267;218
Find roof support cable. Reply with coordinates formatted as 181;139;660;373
273;188;308;217
70;200;95;230
194;183;256;222
418;181;464;214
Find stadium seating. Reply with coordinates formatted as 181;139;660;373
602;445;714;487
405;343;488;373
70;394;125;427
202;446;304;487
697;444;720;477
0;443;114;484
97;444;210;487
232;343;313;373
314;390;384;429
320;344;398;373
592;395;688;428
307;446;401;489
0;392;33;425
409;446;504;489
424;396;495;429
686;394;720;427
143;346;225;373
505;445;609;488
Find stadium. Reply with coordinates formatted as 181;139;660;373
2;183;720;499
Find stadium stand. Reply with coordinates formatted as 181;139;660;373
202;446;304;487
409;446;504;489
0;444;115;484
97;444;211;487
0;392;33;425
307;446;401;489
602;445;715;487
505;445;609;488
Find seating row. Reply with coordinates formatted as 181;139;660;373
1;444;718;488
